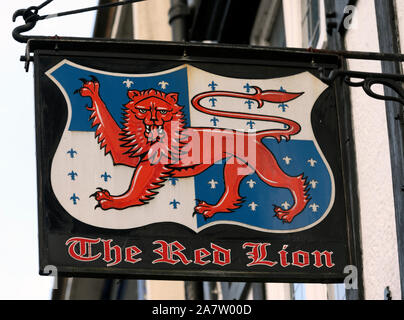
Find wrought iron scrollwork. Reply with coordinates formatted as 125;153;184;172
12;0;146;44
319;67;404;107
12;6;40;44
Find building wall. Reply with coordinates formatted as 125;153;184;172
146;280;185;300
133;0;171;41
283;0;303;47
344;0;401;299
265;283;292;300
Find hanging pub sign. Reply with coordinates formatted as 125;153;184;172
33;40;353;282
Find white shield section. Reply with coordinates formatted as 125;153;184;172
187;66;327;140
47;62;197;230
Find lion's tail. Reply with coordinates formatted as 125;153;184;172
191;88;302;141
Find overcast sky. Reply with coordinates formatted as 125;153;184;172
0;0;97;300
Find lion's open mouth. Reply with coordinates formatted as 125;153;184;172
145;124;165;142
145;124;164;134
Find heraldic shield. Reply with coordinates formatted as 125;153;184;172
46;60;335;233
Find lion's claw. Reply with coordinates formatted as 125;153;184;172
89;188;113;210
193;201;221;219
273;206;295;224
76;76;100;98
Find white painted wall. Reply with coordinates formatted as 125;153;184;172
265;283;292;300
133;0;172;41
283;0;303;47
283;0;327;49
146;280;186;300
344;0;401;300
305;283;328;300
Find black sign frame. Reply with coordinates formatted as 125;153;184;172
32;39;359;283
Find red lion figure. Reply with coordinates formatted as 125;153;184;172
77;76;310;223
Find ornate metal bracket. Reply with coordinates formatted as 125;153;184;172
12;0;146;44
319;67;404;124
320;68;404;104
12;6;40;44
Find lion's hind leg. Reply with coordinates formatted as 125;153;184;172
194;157;253;219
271;174;311;223
254;144;310;223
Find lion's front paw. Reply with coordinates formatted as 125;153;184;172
75;76;100;97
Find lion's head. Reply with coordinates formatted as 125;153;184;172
121;89;186;163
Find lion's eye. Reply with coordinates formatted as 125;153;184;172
138;109;147;114
159;110;168;115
